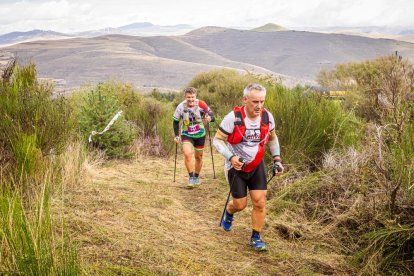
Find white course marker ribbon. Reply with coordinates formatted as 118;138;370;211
88;110;123;143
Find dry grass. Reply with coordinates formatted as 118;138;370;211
128;136;165;157
60;145;355;275
56;140;105;197
60;141;90;188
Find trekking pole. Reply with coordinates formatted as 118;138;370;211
208;123;216;179
219;158;245;227
173;143;178;182
266;162;283;185
266;174;276;185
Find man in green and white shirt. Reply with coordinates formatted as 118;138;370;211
173;87;215;188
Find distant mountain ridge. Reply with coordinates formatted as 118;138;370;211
78;22;193;37
3;24;414;91
0;29;72;46
0;22;194;46
2;22;414;47
298;25;414;36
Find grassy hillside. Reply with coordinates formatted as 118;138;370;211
1;55;413;275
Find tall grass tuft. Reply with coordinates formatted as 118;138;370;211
0;179;80;275
10;132;40;176
124;95;175;156
389;122;414;201
59;139;91;189
360;224;414;275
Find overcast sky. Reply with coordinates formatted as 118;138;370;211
0;0;413;35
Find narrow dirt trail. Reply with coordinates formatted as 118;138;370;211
64;149;350;275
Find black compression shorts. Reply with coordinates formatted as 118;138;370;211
227;161;267;199
181;134;206;150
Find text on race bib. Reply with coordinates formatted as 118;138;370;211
188;124;201;134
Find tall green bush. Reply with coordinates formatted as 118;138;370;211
265;84;362;166
0;62;74;177
126;96;175;155
155;104;176;154
317;54;414;140
125;97;167;137
0;61;80;274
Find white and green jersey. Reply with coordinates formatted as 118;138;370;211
173;100;212;138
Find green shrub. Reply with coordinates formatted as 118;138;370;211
317;54;414;140
78;83;135;158
109;85;175;155
127;97;175;155
72;81;177;157
126;97;167;136
0;62;74;178
265;84;362;166
148;89;179;102
156;105;176;154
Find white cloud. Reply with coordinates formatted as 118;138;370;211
0;0;413;35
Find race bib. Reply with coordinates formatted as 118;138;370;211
188;124;200;134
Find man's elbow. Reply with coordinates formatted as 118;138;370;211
214;129;228;140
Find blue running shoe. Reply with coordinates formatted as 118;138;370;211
250;234;267;251
221;210;233;231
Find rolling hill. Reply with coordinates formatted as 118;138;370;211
0;22;194;47
251;23;288;32
3;26;414;91
0;30;73;47
181;27;414;80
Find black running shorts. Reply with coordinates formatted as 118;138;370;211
181;134;206;150
227;161;267;198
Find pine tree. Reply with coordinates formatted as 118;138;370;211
79;83;135;158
